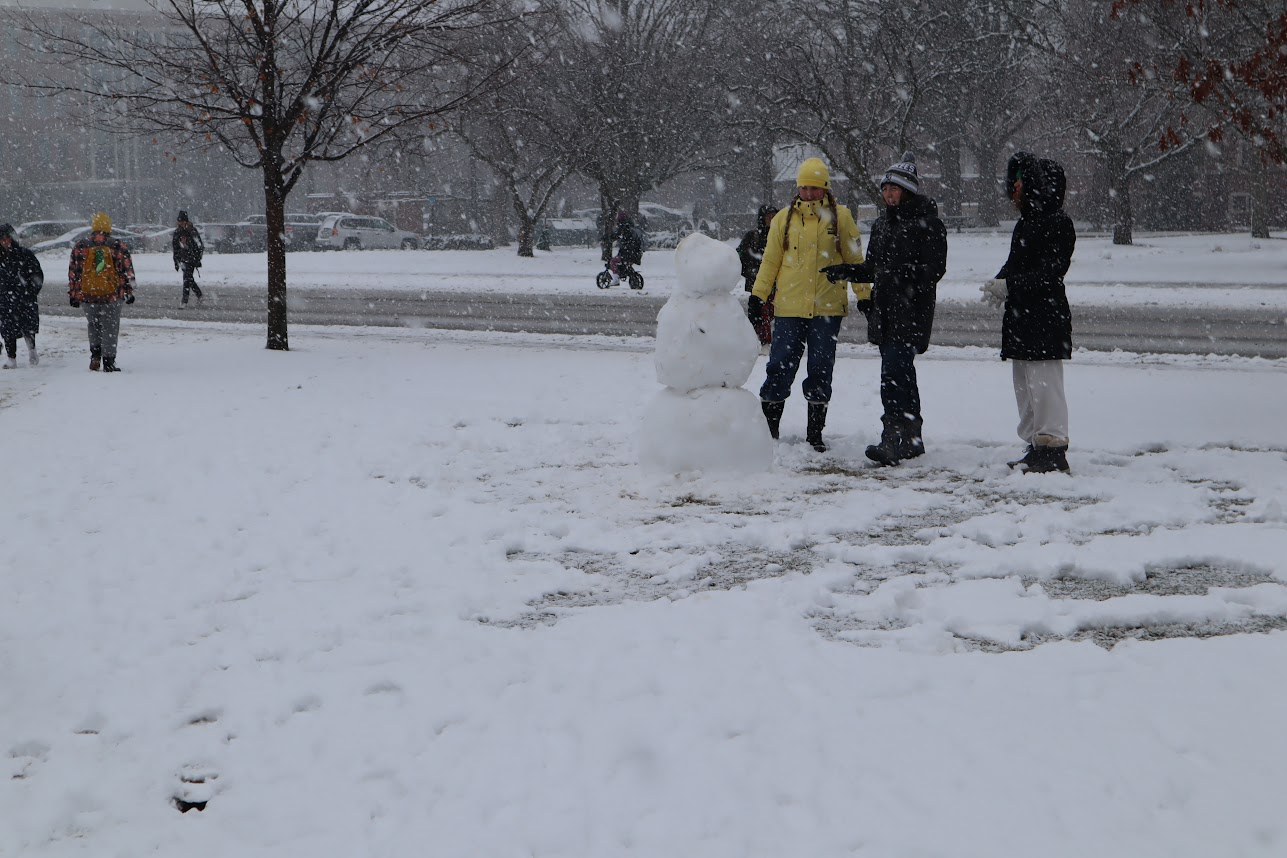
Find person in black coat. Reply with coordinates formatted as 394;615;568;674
171;210;204;306
0;223;45;368
737;205;778;345
822;152;948;465
980;151;1077;474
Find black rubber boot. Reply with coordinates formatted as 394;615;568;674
806;402;828;452
865;415;904;466
1024;444;1070;474
900;416;925;460
761;401;785;440
1007;445;1037;469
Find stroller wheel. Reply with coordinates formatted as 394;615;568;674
595;270;614;289
627;271;645;290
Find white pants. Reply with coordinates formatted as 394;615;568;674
1011;359;1068;447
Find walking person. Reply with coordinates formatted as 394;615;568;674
822;152;948;465
980;151;1077;474
68;212;136;372
737;205;778;346
0;223;45;368
171;210;204;307
748;157;869;452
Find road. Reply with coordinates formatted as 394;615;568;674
38;285;1287;358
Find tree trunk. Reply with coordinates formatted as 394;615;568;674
1250;156;1270;239
514;195;535;257
264;166;289;351
938;136;962;218
975;147;1002;228
1109;152;1134;246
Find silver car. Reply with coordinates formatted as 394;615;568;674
316;214;420;250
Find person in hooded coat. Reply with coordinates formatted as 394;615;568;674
822;152;947;465
980;151;1077;473
171;210;204;307
748;157;869;452
0;223;45;368
737;205;779;345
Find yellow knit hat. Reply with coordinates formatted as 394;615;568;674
795;157;830;189
91;212;112;233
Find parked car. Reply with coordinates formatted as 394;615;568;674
241;212;325;250
638;202;719;248
422;233;496;251
199;222;266;253
315;214;420;250
32;226;145;254
16;220;85;245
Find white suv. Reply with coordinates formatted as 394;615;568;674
316;214;420;250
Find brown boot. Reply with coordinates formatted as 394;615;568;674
89;354;101;371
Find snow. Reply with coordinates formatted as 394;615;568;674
4;231;1287;856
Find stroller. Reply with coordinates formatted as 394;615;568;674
596;257;644;290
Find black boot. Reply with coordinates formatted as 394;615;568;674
900;416;924;460
1024;444;1070;474
865;415;904;466
761;400;785;440
1007;445;1037;469
806;402;828;452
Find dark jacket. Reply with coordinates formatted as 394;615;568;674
736;205;776;291
172;224;204;268
614;219;643;265
844;194;947;353
996;154;1076;361
0;242;45;340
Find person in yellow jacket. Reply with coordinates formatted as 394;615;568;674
746;157;870;451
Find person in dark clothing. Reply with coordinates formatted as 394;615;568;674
0;223;45;368
737;205;778;345
980;151;1077;474
608;211;644;286
822;152;948;465
171;210;204;307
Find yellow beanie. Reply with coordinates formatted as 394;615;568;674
796;157;830;189
91;212;112;233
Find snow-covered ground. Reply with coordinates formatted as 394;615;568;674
62;228;1287;310
5;229;1287;856
3;304;1287;856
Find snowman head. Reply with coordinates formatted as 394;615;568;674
673;232;740;298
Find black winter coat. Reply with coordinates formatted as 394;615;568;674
997;155;1076;361
736;205;776;292
0;243;44;340
845;194;947;353
172;224;204;268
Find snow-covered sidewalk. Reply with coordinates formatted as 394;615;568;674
83;229;1287;310
2;317;1285;856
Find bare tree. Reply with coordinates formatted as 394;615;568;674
1010;0;1209;244
1113;0;1286;236
10;0;524;349
448;11;572;256
549;0;746;259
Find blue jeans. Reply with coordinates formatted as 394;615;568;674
759;315;843;403
878;341;920;422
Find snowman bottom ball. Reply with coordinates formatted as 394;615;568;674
638;386;773;475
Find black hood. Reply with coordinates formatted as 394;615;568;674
1007;151;1066;216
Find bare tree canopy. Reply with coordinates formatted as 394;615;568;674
10;0;527;349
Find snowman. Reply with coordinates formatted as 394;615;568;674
638;233;774;474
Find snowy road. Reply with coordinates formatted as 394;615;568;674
37;285;1287;358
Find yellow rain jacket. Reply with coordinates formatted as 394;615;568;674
751;199;870;317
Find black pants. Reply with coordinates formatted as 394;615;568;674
879;341;921;422
181;265;203;302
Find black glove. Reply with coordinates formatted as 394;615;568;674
175;262;180;271
69;295;81;308
820;263;863;283
746;294;764;326
855;299;872;315
124;291;136;305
